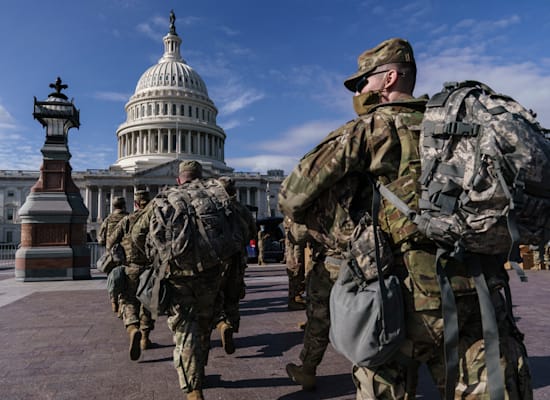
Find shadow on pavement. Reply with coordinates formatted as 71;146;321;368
205;373;355;399
211;330;304;358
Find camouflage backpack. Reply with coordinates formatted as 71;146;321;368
380;81;550;266
374;81;550;400
146;178;243;276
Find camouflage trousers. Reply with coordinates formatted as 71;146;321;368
287;259;305;300
352;285;533;399
167;266;224;393
217;254;246;332
531;244;550;270
120;264;154;332
299;257;339;368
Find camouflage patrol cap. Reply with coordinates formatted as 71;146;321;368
134;190;150;205
179;160;203;174
113;196;126;208
344;38;415;92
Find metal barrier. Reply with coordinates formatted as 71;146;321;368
88;242;105;269
0;243;17;269
0;243;105;270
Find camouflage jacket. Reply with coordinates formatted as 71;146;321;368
106;208;150;266
279;97;484;309
279;98;427;254
97;209;128;246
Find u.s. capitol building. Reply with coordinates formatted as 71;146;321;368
0;14;284;244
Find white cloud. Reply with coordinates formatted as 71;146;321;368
136;22;160;41
416;48;550;126
221;90;264;115
258;120;342;154
70;144;116;171
0;130;42;170
219;118;241;130
94;91;131;102
211;78;265;115
0;104;16;130
218;25;240;37
226;154;300;175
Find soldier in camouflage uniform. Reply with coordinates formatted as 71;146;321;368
531;242;550;270
107;190;154;361
215;176;256;355
257;225;269;265
279;38;532;399
98;196;128;313
146;160;231;400
283;216;307;311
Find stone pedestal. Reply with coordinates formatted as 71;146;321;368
15;78;90;281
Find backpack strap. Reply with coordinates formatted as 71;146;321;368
434;248;460;400
468;256;506;400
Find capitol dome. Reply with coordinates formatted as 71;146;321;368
112;12;231;174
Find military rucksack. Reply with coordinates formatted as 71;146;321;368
378;80;550;267
146;178;242;276
374;80;550;400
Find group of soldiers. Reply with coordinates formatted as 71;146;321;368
97;160;255;400
96;37;534;400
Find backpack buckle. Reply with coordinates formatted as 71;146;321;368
444;122;480;136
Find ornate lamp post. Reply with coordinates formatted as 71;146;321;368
15;78;91;281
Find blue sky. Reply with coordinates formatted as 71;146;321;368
1;0;550;175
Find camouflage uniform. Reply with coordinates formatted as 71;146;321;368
216;177;257;336
142;162;236;398
279;38;532;398
284;216;307;309
97;197;128;312
168;265;225;393
257;228;269;265
161;175;235;394
531;243;550;270
107;191;154;358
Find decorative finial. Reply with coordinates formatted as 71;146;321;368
48;77;69;100
169;10;176;34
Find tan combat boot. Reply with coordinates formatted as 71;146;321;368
217;321;235;354
186;389;204;400
288;295;306;311
127;325;142;361
110;297;118;313
286;362;316;391
140;329;153;350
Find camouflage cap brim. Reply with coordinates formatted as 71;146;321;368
344;38;415;92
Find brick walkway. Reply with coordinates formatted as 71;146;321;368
0;265;548;399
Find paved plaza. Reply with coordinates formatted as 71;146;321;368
0;263;549;399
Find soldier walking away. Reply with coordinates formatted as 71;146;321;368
215;176;256;355
257;225;269;265
139;160;239;400
97;196;128;313
279;38;533;399
283;216;307;311
107;190;155;361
